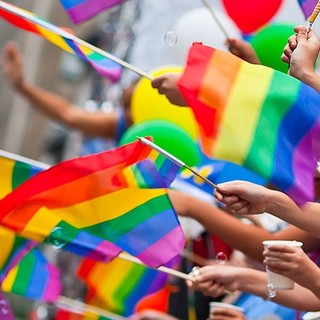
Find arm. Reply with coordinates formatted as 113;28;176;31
263;245;320;299
187;264;320;311
282;26;320;92
214;180;320;240
1;42;122;139
168;190;320;262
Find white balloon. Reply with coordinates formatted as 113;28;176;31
171;7;241;65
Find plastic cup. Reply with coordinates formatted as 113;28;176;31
263;240;303;290
302;311;320;320
209;302;244;315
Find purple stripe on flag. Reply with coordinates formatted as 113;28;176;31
136;226;185;267
43;264;62;302
287;119;320;203
88;240;122;262
65;0;124;24
298;0;318;18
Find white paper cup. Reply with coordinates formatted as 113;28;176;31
302;311;320;320
209;302;244;315
263;240;303;290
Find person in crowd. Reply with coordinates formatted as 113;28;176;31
1;42;136;146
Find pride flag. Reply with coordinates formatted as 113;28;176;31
0;140;185;267
0;153;47;280
297;0;318;19
178;43;320;204
1;247;61;302
60;0;125;24
0;226;37;282
0;1;122;82
77;256;172;316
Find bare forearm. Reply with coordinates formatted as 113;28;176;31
235;268;320;310
17;82;75;122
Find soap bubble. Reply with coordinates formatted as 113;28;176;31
265;283;279;298
164;31;178;46
47;227;67;250
215;252;228;264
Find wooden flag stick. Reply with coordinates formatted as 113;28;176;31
201;0;231;39
309;0;320;30
0;149;50;169
73;36;154;80
138;136;217;189
56;296;127;320
118;252;192;281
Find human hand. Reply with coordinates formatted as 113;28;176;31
263;244;320;288
1;42;25;91
151;73;187;106
282;25;320;83
210;307;246;320
226;38;260;64
214;181;271;215
186;265;241;298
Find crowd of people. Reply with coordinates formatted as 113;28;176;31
1;9;320;319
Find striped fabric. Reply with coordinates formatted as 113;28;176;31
178;43;320;204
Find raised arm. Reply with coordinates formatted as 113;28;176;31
1;42;127;140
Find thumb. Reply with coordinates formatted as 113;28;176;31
296;26;308;42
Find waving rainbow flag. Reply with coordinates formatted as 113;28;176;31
60;0;125;24
297;0;318;19
0;140;184;267
2;247;61;302
77;255;174;316
178;43;320;204
0;1;122;82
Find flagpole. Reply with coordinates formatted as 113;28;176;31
118;252;193;281
56;296;127;320
309;0;320;30
201;0;231;39
0;149;50;169
72;36;154;80
138;137;217;189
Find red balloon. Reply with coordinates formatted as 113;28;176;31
222;0;283;34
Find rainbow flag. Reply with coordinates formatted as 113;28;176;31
0;140;185;267
297;0;318;19
1;247;61;302
0;226;37;282
0;1;122;82
60;0;125;24
77;256;176;316
178;43;320;204
0;153;47;280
